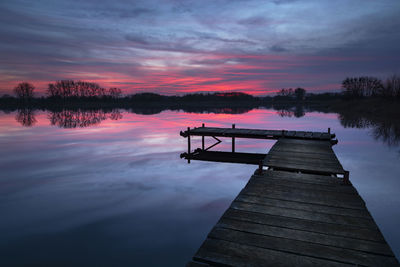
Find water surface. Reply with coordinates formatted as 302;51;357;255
0;109;399;265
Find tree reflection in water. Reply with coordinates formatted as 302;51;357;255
276;105;305;118
275;105;400;147
48;109;123;128
14;106;400;147
339;112;400;146
16;109;37;127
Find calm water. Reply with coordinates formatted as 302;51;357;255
0;109;399;266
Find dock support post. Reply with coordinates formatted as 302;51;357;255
328;128;331;135
343;170;350;185
187;127;191;163
202;124;205;150
232;124;235;153
255;160;263;175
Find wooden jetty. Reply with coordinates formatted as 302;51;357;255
181;125;399;266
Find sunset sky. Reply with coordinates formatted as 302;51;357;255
1;0;399;95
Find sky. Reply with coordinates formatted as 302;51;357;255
0;0;399;95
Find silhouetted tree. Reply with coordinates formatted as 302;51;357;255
47;80;106;98
294;88;306;100
277;88;294;97
383;74;400;98
13;82;35;100
342;77;383;98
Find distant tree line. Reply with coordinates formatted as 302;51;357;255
2;75;400;108
342;75;400;98
47;80;122;99
275;88;306;101
6;80;123;101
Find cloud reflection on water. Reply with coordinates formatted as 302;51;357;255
0;109;399;265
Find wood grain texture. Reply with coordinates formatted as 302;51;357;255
189;170;399;266
185;131;399;266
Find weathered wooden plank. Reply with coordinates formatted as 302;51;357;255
243;182;362;205
194;238;349;267
295;131;306;138
185;127;334;140
304;131;314;138
251;175;356;194
267;150;341;160
271;139;333;147
270;145;336;154
240;187;365;210
217;218;394;256
277;138;332;145
264;158;343;171
285;130;296;137
236;194;369;218
207;227;399;266
247;178;356;195
271;141;333;148
255;170;343;185
265;153;341;164
231;201;376;229
265;155;342;166
312;132;323;139
265;158;341;168
264;161;345;174
223;208;386;242
270;147;337;156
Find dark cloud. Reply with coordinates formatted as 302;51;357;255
270;45;288;52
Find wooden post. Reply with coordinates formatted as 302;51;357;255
257;160;263;175
187;127;191;163
282;130;285;137
232;124;235;153
202;123;205;150
187;127;191;154
328;128;331;134
343;171;350;185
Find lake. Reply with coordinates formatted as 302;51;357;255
0;108;399;266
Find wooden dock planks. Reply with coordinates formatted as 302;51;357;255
182;126;399;266
264;138;345;175
181;127;335;141
189;170;399;266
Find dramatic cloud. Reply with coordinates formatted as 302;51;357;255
0;0;399;95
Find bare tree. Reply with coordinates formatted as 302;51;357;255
13;82;35;100
294;88;306;100
277;88;294;97
342;77;383;98
47;80;107;98
384;75;400;98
